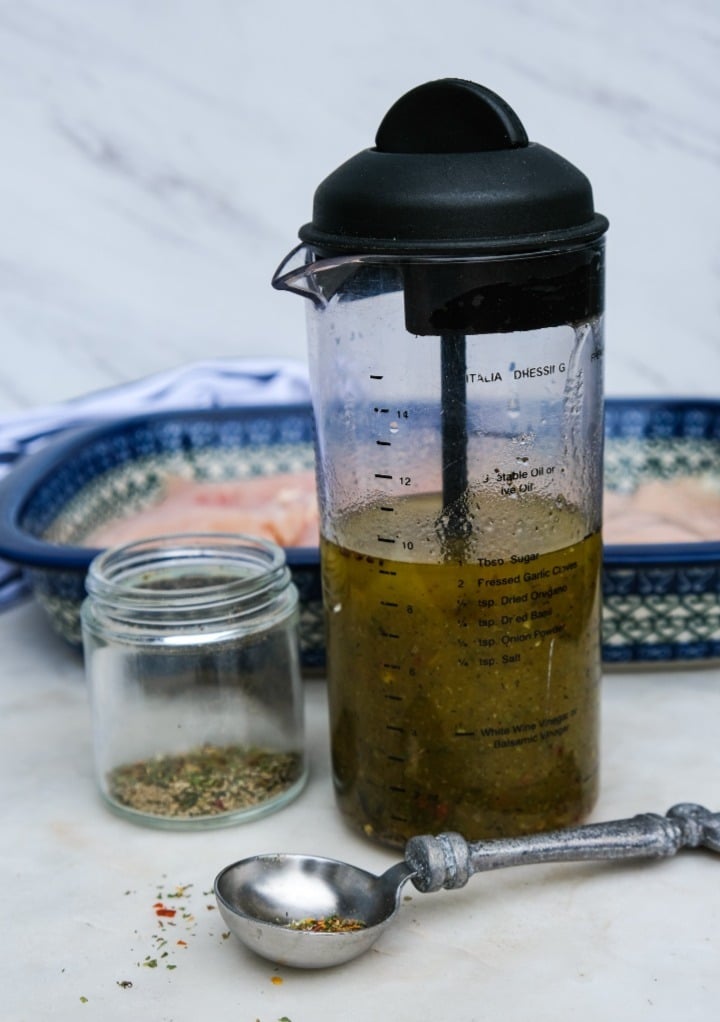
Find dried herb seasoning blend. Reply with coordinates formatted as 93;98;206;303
81;533;307;828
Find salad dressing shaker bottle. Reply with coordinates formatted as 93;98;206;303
274;79;608;847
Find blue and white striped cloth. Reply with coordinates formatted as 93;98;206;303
0;358;311;607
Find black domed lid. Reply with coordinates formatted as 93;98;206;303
299;79;608;255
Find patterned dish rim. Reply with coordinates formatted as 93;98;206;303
0;397;718;667
603;396;720;567
0;404;325;668
601;396;720;667
0;404;319;572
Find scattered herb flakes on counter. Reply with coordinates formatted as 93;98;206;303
124;876;233;979
167;883;195;899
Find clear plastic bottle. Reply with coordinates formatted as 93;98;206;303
81;533;307;828
274;78;608;846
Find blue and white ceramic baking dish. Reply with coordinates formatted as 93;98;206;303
0;398;718;668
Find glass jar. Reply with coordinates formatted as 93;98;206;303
81;533;307;829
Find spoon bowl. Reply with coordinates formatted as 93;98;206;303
215;853;414;968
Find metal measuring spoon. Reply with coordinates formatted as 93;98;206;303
214;802;720;969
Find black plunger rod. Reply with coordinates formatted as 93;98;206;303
440;330;469;536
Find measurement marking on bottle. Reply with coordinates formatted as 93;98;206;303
386;724;405;733
387;754;406;763
384;693;403;701
369;374;384;380
374;407;390;413
376;440;392;446
389;785;407;793
454;729;476;737
383;662;401;670
380;629;400;639
378;536;396;544
375;473;393;480
380;600;399;607
380;506;394;512
379;568;397;575
390;814;410;823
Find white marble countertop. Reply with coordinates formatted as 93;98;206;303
2;599;720;1021
1;1;719;1019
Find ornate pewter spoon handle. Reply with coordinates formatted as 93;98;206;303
405;802;720;893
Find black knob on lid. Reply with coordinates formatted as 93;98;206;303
375;78;528;154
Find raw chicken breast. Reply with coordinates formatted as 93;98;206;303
603;475;720;544
83;471;319;549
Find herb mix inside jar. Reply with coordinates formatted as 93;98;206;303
81;534;307;828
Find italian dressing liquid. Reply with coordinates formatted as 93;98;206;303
322;492;601;847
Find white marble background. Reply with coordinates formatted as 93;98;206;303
0;0;718;415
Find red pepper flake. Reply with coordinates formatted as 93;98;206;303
176;940;188;947
153;902;177;918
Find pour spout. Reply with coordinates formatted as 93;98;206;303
271;244;366;308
